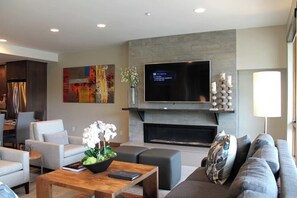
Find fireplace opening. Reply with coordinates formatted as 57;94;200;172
144;123;217;147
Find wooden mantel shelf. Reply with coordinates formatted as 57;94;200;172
122;107;234;125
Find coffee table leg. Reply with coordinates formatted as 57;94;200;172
36;176;52;198
143;170;158;198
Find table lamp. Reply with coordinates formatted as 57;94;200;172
253;71;281;134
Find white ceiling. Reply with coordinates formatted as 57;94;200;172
0;0;293;61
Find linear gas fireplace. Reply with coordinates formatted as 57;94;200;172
144;123;217;147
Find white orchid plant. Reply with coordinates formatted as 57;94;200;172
82;120;117;165
121;66;139;87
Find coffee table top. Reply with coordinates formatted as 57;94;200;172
37;160;158;196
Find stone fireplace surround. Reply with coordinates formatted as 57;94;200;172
124;29;238;165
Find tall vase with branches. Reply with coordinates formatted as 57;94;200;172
121;66;139;106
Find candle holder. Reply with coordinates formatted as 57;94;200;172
209;90;218;111
226;84;233;111
219;79;227;110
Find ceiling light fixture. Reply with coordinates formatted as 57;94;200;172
97;24;106;28
50;28;59;33
0;39;7;42
194;8;206;14
145;12;151;16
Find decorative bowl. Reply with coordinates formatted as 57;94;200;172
83;157;114;173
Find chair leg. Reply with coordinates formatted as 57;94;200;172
24;182;29;194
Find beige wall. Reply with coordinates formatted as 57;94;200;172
237;25;288;141
238;69;287;141
237;25;287;70
45;25;287;144
47;43;130;143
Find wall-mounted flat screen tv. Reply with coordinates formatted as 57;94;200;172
144;60;211;102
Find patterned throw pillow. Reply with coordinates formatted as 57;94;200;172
206;132;237;184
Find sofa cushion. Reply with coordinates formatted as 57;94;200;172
43;130;69;145
0;160;23;176
186;166;234;186
186;167;209;182
228;157;278;198
165;180;229;198
206;133;237;184
252;144;279;175
230;135;251;178
246;134;274;158
64;144;86;157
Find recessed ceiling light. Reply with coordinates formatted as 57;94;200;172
0;39;7;42
50;28;59;32
194;8;206;14
145;12;151;16
97;24;106;28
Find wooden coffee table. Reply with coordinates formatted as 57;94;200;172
36;160;158;198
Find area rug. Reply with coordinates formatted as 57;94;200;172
16;165;196;198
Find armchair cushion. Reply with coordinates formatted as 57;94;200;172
0;160;23;176
43;130;69;145
64;144;86;158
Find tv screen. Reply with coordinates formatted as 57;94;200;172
144;61;210;102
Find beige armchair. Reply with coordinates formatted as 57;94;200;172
0;147;29;194
25;119;86;170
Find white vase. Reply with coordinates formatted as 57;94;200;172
130;86;137;107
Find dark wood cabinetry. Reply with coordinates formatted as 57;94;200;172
6;60;47;120
6;61;27;81
0;65;7;98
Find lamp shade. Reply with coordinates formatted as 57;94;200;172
253;71;281;117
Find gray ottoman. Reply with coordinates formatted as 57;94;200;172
139;148;181;190
113;145;148;163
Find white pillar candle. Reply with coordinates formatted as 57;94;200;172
220;73;225;81
211;82;216;92
227;75;232;86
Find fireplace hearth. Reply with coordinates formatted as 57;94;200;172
144;123;217;147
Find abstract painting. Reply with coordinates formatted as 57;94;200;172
63;65;115;103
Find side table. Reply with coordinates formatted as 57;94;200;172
30;150;43;174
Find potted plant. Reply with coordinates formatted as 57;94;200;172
81;120;117;173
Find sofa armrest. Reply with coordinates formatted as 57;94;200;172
201;156;208;167
68;135;83;145
25;139;64;170
0;147;29;163
276;139;297;197
0;147;29;181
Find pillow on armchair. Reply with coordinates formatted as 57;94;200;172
43;130;69;145
206;131;237;184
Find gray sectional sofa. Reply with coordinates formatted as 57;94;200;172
166;137;297;198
